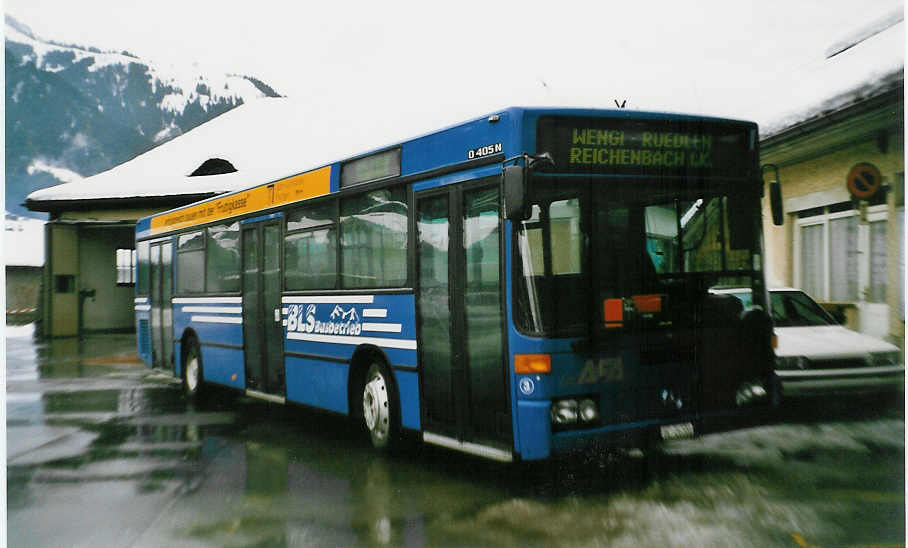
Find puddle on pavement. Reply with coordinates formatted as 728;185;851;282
7;330;906;547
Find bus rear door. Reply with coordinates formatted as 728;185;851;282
242;220;286;401
149;240;174;373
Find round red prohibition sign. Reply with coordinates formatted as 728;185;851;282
846;162;882;199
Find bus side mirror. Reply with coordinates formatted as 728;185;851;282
769;180;784;226
503;165;528;220
763;164;784;226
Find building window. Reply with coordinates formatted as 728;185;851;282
116;248;136;285
55;274;75;293
795;203;888;302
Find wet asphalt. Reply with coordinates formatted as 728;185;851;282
6;327;905;547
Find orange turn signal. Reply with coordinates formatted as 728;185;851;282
603;298;623;328
514;353;552;374
771;333;778;349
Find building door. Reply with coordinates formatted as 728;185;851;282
416;182;511;456
45;223;79;337
149;241;174;372
242;221;285;399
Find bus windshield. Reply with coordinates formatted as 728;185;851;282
514;178;761;335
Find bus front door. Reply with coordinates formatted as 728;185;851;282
242;221;285;400
416;183;512;457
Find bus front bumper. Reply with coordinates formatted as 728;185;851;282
519;401;774;461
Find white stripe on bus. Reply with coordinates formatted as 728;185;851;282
362;322;402;333
190;315;243;324
362;309;388;318
173;297;243;304
134;297;149;304
282;295;375;304
134;305;151;311
286;332;416;350
180;306;242;314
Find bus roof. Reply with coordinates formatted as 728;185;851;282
137;106;757;239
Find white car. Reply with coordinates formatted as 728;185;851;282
720;288;904;397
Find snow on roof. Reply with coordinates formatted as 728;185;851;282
758;13;904;137
25;96;493;205
5;215;45;267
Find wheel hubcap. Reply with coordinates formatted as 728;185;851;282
363;371;389;442
186;355;198;392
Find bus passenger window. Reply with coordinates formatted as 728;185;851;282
205;222;240;293
176;230;204;293
136;240;150;295
285;201;338;290
340;187;408;288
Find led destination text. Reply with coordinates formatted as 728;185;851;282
568;128;713;168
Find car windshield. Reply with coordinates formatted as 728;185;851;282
770;291;836;327
514;177;763;335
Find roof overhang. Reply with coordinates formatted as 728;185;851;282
24;192;222;213
761;82;903;167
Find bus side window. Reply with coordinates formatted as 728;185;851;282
285;201;338;290
205;222;240;293
136;240;150;295
340;187;408;289
176;230;204;293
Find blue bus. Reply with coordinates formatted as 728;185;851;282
134;107;780;462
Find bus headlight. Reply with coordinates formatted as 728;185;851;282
578;398;599;423
550;399;578;425
550;397;600;428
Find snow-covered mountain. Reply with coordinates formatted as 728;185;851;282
5;15;282;217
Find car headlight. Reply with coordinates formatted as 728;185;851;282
870;351;903;366
776;355;808;370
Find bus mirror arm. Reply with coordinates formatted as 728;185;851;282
762;164;784;226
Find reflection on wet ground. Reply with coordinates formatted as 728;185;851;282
7;328;905;547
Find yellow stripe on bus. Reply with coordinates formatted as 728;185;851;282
150;166;332;234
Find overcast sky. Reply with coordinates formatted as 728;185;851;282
5;0;905;133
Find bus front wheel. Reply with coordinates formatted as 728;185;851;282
362;363;397;450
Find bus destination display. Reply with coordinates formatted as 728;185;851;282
536;116;755;177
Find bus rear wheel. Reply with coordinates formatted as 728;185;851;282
182;340;205;400
362;363;397;450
